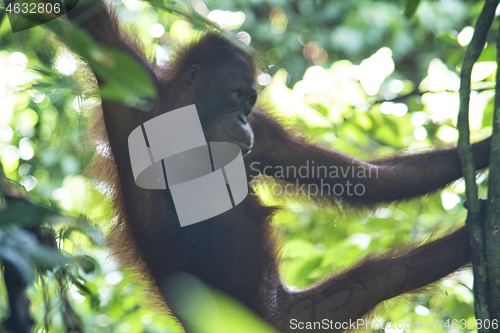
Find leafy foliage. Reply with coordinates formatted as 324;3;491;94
0;0;495;331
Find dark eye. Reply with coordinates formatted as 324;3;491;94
232;89;243;102
247;94;257;108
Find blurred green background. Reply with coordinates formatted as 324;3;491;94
0;0;496;332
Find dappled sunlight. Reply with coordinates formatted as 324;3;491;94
471;61;496;82
1;0;496;331
149;23;165;38
422;91;459;123
123;0;146;11
357;47;394;96
270;8;288;35
55;175;91;214
441;192;462;210
380;101;408;117
457;26;474;46
55;50;78;75
1;52;36;127
436;125;459;142
413;126;427;141
170;20;193;41
263;61;366;125
265;69;329;126
420;58;460;92
208;9;246;29
302;41;328;65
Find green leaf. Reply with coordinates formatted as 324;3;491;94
75;254;98;274
0;203;54;227
0;245;34;283
70;276;101;309
167;273;279;333
60;220;105;246
47;20;157;103
404;0;421;18
0;227;68;269
282;239;316;259
286;255;323;286
29;244;68;268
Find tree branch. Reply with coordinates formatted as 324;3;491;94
456;0;498;327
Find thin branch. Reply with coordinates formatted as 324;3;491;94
374;87;495;105
456;0;498;327
483;13;500;322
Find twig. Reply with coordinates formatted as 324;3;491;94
483;13;500;322
456;0;498;328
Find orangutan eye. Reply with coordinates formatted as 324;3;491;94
232;88;243;102
247;94;257;108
